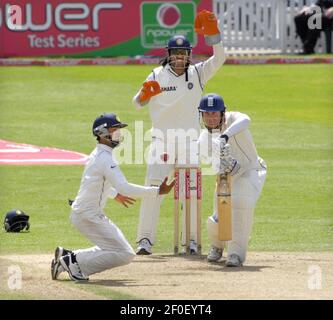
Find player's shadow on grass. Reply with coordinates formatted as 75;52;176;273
220;265;272;272
185;261;272;273
146;254;206;260
134;255;271;272
76;279;134;287
132;254;207;263
132;255;169;263
78;279;173;288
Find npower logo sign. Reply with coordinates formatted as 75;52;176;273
0;2;123;50
0;2;122;31
141;2;196;48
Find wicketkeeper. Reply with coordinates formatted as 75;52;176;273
198;94;267;267
132;10;226;255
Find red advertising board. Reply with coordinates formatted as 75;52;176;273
0;0;213;58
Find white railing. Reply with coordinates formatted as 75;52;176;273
214;0;328;54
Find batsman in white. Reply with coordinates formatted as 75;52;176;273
198;94;267;267
132;10;226;255
51;113;174;281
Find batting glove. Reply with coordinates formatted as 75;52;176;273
219;156;240;176
212;135;228;158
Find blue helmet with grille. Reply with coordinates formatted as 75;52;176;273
166;35;192;52
92;113;127;148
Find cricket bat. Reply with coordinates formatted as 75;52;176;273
216;173;232;241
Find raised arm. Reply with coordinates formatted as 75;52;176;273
194;10;227;85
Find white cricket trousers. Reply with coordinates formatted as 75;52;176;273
70;211;136;276
207;166;267;263
137;138;199;245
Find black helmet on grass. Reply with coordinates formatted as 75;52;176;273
4;209;30;232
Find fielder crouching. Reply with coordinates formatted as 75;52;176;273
51;113;174;281
198;94;267;267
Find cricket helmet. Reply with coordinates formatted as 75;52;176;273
198;93;226;113
4;209;30;232
92;113;127;148
165;35;192;79
166;35;192;53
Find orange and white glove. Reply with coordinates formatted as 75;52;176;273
139;80;162;104
195;10;221;45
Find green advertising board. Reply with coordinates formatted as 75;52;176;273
141;2;197;48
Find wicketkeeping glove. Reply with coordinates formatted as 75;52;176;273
194;10;222;45
139;80;162;103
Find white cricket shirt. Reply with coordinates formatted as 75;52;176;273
133;42;226;139
72;144;159;213
199;111;266;175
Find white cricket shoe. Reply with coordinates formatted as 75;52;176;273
207;246;223;262
60;253;89;281
225;254;243;267
51;246;72;280
136;238;152;255
51;259;62;280
55;246;72;260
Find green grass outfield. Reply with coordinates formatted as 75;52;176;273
0;64;332;255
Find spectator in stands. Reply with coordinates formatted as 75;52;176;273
294;0;333;54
